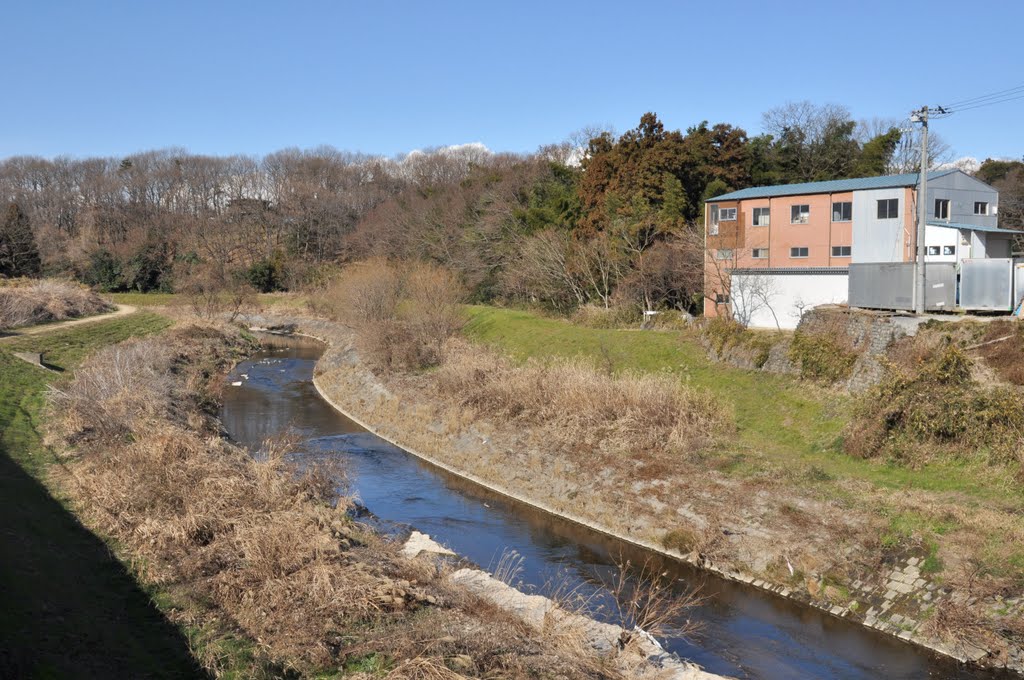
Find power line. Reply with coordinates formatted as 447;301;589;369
945;83;1024;108
947;92;1024;114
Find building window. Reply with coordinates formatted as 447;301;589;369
974;201;989;215
942;245;955;255
752;248;769;259
832;201;852;222
715;293;730;304
720;207;737;221
715;249;734;260
831;245;851;257
791;204;810;224
790;247;809;258
709;205;719;235
752;207;770;226
877;198;899;219
935;198;950;220
926;246;940;255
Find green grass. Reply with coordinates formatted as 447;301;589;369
462;306;1018;505
109;291;181;306
0;311;214;678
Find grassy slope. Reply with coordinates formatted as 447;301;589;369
463;306;1018;507
0;312;211;679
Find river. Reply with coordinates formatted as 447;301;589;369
220;338;1011;680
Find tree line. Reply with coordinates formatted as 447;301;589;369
2;102;1018;313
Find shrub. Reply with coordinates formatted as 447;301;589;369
843;343;1024;469
789;329;858;382
701;317;775;369
244;256;288;293
322;259;464;371
0;278;112;330
571;303;641;329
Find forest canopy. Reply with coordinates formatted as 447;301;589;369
1;102;1016;314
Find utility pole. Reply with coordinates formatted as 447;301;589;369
912;106;929;315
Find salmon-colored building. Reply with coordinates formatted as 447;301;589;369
703;169;1016;327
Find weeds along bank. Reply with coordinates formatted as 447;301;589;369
293;260;1024;674
44;319;678;679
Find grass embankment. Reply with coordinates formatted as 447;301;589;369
0;312;208;678
463;306;1019;505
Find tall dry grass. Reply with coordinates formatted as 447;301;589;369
0;278;111;330
435;340;725;459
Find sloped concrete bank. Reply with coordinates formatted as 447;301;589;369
402;532;723;680
244;312;1022;676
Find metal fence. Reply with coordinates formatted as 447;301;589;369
850;259;1024;313
848;262;955;311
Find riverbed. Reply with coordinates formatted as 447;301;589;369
220;337;1011;679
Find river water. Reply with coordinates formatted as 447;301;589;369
220;338;1010;680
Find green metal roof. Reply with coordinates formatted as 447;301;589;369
927;220;1023;235
706;170;958;202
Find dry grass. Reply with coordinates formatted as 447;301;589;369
0;278;111;330
976;319;1024;385
45;324;623;678
435;339;725;461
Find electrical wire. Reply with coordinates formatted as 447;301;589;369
945;83;1024;108
946;92;1024;114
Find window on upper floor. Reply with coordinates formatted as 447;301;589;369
942;245;955;255
831;245;851;257
877;198;899;219
832;201;852;222
927;246;941;256
709;205;719;235
752;207;770;226
715;248;734;260
935;198;950;220
790;246;809;258
791;204;810;224
720;207;737;221
974;201;989;215
752;248;769;259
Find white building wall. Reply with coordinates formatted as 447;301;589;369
851;188;906;263
730;272;849;330
924;225;959;263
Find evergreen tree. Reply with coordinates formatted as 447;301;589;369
853;127;902;177
0;203;42;278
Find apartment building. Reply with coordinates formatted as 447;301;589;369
703;169;1017;327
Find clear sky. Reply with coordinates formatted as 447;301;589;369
3;0;1023;163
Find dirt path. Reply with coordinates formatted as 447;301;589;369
0;305;137;343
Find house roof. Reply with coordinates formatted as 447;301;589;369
706;169;959;202
927;220;1024;235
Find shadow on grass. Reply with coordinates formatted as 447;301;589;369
0;444;208;679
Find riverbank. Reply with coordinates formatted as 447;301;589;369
252;309;1023;676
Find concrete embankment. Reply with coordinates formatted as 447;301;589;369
402;532;725;679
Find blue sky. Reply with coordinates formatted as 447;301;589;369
3;0;1023;163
